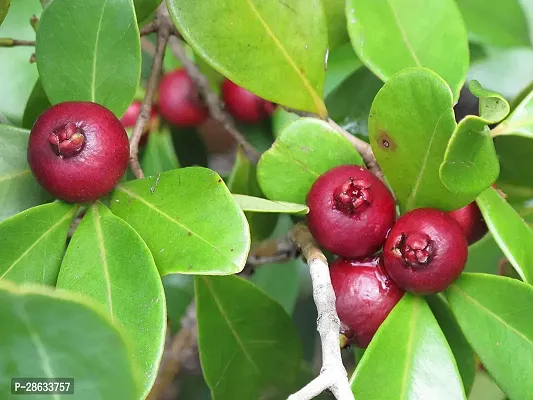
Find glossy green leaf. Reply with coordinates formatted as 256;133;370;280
0;281;140;398
323;0;349;49
111;167;250;275
0;125;51;220
446;273;533;400
195;276;301;399
324;43;362;97
369;68;471;212
141;128;180;177
133;0;161;23
426;295;476;395
457;0;531;48
22;78;51;130
0;0;9;25
36;0;141;117
56;202;166;396
440;81;509;196
346;0;468;101
465;233;504;274
0;202;77;285
494;135;533;201
0;0;40;125
162;274;194;332
258;118;363;204
351;294;465;400
326;67;382;136
493;86;533;138
166;0;328;116
469;371;507;400
476;187;533;283
233;194;308;215
272;108;299;139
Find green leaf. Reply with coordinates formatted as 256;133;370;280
166;0;328;116
440;81;509;196
323;0;349;49
22;78;51;130
56;202;166;397
111;167;250;275
195;276;302;399
368;68;471;212
272;108;299;139
346;0;468;101
465;233;504;274
0;0;9;25
494;135;533;202
456;0;531;48
36;0;141;117
476;186;533;283
233;194;308;215
493;86;533;138
323;43;363;98
258;118;363;204
0;124;51;220
350;294;466;400
469;371;507;400
0;202;77;285
446;273;533;400
0;281;140;398
162;274;194;332
133;0;161;23
0;0;40;125
251;260;301;315
141;128;180;177
426;295;476;395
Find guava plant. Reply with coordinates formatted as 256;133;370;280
1;0;533;399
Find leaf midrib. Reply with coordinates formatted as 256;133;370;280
399;299;419;400
91;0;108;101
385;0;421;67
92;204;114;319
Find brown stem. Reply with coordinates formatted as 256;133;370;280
167;34;261;164
140;21;158;36
0;38;35;47
129;9;170;179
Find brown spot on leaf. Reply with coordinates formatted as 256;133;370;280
188;232;192;236
377;131;397;151
218;179;222;183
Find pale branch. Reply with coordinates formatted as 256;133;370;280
147;303;198;400
129;7;171;179
166;33;261;164
0;38;35;47
139;21;158;36
288;223;354;400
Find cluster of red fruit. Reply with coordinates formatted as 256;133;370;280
27;69;273;204
306;165;487;348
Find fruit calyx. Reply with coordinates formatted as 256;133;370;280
333;177;373;215
48;122;85;157
392;231;434;269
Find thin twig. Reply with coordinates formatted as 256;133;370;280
166;33;261;164
0;38;35;47
140;21;158;36
288;223;354;400
141;37;156;57
129;8;170;179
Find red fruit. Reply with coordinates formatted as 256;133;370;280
27;101;130;203
120;101;157;128
383;208;468;294
221;79;275;123
330;256;404;348
306;165;396;258
158;69;208;126
449;202;488;245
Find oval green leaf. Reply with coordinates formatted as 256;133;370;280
456;0;531;48
36;0;141;117
0;0;40;125
0;124;52;220
0;0;9;25
346;0;468;101
56;202;166;396
233;194;308;215
195;276;302;399
0;281;140;398
258;118;363;204
446;273;533;400
440;81;509;195
166;0;328;116
476;186;533;283
141;128;180;177
0;202;77;285
323;0;349;50
493;86;533;138
350;294;466;400
426;295;476;395
494;135;533;202
369;68;471;212
110;167;250;275
133;0;161;23
22;78;51;130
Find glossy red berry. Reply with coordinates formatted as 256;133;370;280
158;69;208;126
221;79;275;123
330;256;404;348
383;208;468;294
449;202;488;245
306;165;396;258
120;101;157;128
27;101;130;203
